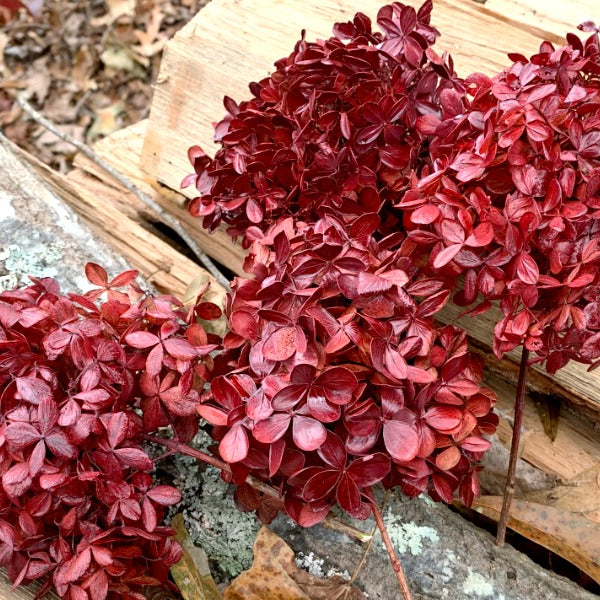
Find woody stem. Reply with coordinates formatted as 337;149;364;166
367;489;413;600
496;347;529;546
145;434;373;543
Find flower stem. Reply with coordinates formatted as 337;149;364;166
496;347;529;546
145;434;372;543
367;490;413;600
144;434;278;498
349;490;389;585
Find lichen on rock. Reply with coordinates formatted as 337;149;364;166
0;242;65;291
383;506;439;556
167;431;260;581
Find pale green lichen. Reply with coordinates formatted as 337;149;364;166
168;431;259;581
382;507;439;556
463;568;495;597
0;242;65;291
417;493;437;508
295;552;350;579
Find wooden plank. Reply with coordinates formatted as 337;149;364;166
0;574;58;600
140;0;553;197
482;0;597;38
71;122;245;277
20;155;225;306
489;372;600;482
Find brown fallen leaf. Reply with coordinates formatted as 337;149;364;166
171;514;223;600
531;391;561;442
133;5;169;58
87;101;125;143
105;0;136;21
100;46;148;75
524;464;600;524
224;527;365;600
72;46;98;93
472;495;600;584
24;58;52;104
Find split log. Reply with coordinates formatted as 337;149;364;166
12;136;226;302
481;0;597;37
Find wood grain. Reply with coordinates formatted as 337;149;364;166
482;0;597;38
15;151;226;303
71;122;245;277
0;574;58;600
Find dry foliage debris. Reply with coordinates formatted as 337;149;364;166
0;0;207;171
169;520;366;600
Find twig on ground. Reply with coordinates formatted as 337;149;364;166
16;95;231;291
145;434;372;544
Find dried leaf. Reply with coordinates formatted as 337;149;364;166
24;59;51;104
472;495;600;584
171;514;222;600
531;391;561;442
104;0;135;20
224;527;365;600
86;101;125;143
72;46;98;92
524;465;600;523
133;5;168;58
100;46;147;75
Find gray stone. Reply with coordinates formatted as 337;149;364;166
272;494;597;600
0;134;128;293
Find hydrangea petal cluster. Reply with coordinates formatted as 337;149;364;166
182;0;464;245
0;265;222;600
399;25;600;371
199;215;498;525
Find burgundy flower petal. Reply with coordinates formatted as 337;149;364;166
253;413;291;444
292;416;327;451
219;424;250;463
383;420;419;462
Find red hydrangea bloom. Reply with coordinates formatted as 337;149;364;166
399;25;600;372
182;0;464;246
199;215;497;525
0;266;222;600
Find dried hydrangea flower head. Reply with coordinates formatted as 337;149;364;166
183;0;464;246
0;265;222;600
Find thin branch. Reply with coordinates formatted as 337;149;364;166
323;516;372;543
349;490;389;585
367;489;413;600
496;347;530;546
16;95;230;291
145;434;372;544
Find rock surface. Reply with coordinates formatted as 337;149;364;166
2;132;596;599
273;493;597;600
0;134;128;293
